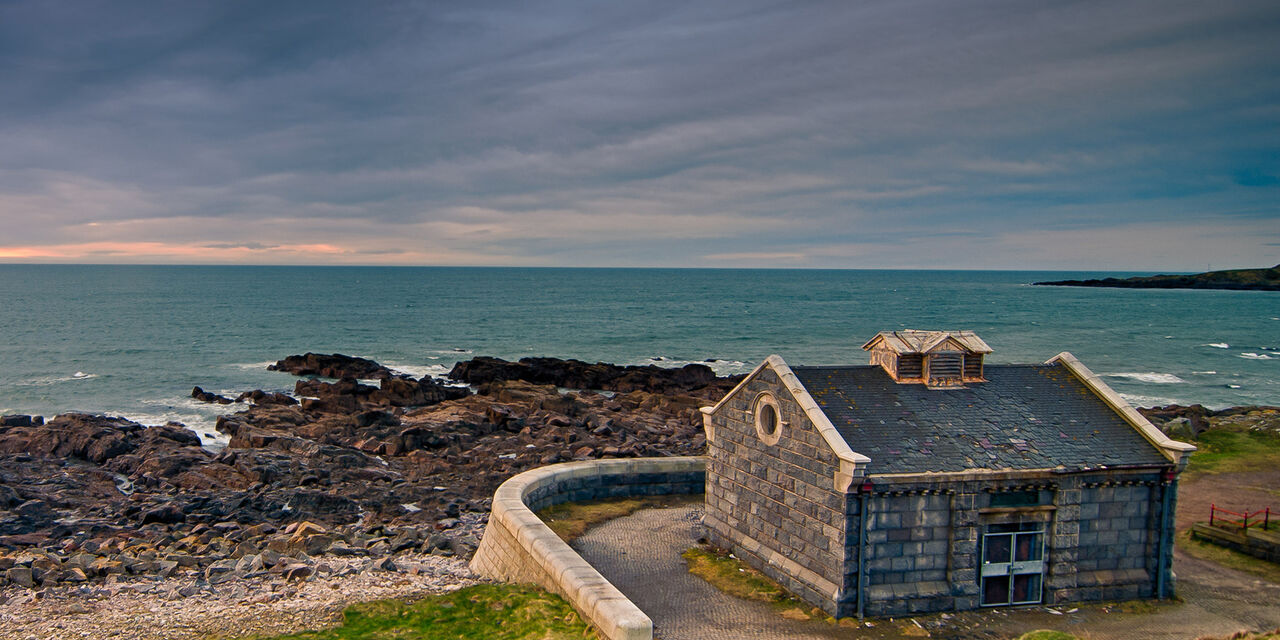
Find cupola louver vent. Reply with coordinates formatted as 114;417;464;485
862;330;992;387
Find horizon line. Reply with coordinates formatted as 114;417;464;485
0;262;1211;274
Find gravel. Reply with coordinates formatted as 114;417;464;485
0;553;479;640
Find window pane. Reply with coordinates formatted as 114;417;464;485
984;534;1012;565
982;576;1010;605
1014;532;1041;562
1012;573;1042;604
759;404;776;434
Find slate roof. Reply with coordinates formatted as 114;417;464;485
791;363;1170;475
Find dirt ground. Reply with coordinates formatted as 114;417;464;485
1176;468;1280;531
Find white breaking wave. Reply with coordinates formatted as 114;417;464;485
1118;393;1184;408
1206;343;1230;349
1191;371;1218;375
627;356;752;376
1105;372;1188;384
1227;384;1243;389
20;372;98;386
383;362;452;379
229;361;278;371
1239;352;1273;360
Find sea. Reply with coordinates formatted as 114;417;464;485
0;265;1275;445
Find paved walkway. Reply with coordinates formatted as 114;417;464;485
573;505;850;640
574;504;1280;640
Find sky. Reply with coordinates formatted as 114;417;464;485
1;1;1278;270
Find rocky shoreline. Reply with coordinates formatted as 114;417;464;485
0;353;738;638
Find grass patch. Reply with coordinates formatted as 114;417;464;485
1016;631;1080;640
1176;529;1280;584
243;583;597;640
1179;424;1280;479
681;545;822;621
536;493;701;543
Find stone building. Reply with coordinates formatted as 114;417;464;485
699;330;1195;618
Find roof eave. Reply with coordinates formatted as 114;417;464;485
1046;351;1196;465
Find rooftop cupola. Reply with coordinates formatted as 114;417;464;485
861;330;992;387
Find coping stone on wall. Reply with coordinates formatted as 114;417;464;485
471;456;706;640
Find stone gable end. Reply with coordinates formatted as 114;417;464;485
702;364;849;612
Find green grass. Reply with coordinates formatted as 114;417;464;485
1176;529;1280;584
1015;631;1080;640
1179;425;1280;479
243;584;597;640
536;493;701;542
681;545;823;621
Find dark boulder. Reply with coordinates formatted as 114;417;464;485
235;389;299;406
0;413;142;462
191;387;234;404
449;356;718;394
1;415;42;428
140;504;186;525
268;353;397;380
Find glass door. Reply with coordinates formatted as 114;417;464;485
980;525;1044;606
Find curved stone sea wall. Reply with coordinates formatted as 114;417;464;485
470;457;705;640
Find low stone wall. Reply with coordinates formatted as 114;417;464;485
1191;522;1280;563
470;457;705;640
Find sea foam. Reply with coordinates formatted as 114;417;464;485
1105;372;1187;384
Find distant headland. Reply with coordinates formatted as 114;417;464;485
1034;264;1280;291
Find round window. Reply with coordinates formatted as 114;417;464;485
753;393;782;445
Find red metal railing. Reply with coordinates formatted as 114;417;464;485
1210;504;1272;531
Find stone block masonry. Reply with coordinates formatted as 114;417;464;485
702;366;849;616
470;457;705;640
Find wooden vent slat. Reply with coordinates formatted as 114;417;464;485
898;354;923;378
930;353;963;378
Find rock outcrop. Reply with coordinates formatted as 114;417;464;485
448;355;724;394
268;353;397;380
1034;264;1280;291
0;353;742;590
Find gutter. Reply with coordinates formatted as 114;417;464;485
1156;468;1174;599
856;482;872;619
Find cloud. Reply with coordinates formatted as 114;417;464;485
0;0;1277;269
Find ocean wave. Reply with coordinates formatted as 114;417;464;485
383;362;452;379
1105;372;1187;384
1118;393;1184;408
627;356;753;376
1205;343;1230;349
1191;371;1218;375
133;396;237;446
1227;384;1242;389
18;372;98;386
229;361;278;371
1239;353;1273;360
